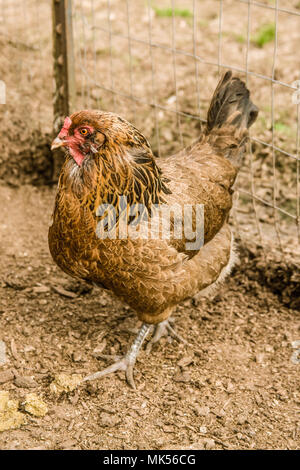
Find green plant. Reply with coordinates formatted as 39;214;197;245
235;34;246;44
252;23;275;48
274;122;292;135
153;6;193;18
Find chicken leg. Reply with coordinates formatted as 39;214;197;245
145;318;187;353
83;323;152;389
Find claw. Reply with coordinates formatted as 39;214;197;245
146;319;187;353
83;319;187;388
83;357;137;388
125;364;135;389
83;323;152;389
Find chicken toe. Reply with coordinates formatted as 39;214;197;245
83;323;152;389
146;319;187;354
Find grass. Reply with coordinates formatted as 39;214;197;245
153;6;193;18
252;23;276;48
274;122;292;135
235;34;246;44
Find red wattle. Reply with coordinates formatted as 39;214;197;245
70;147;85;166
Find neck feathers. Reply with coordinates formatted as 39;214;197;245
60;145;171;211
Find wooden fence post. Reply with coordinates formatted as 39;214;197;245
52;0;76;179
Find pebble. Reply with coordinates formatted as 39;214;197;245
99;412;121;428
0;391;26;432
23;393;48;417
255;353;265;364
0;370;14;384
174;371;191;383
60;439;78;449
194;405;210;417
0;341;7;366
33;285;50;293
72;352;82;362
204;438;215;450
237;414;248;425
50;373;82;394
14;376;38;389
92;340;107;357
178;355;194;368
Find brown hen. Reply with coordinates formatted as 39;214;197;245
49;71;258;388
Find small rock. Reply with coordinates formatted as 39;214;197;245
214;409;226;418
50;373;82;394
99;412;121;427
60;439;78;449
168;443;205;450
52;285;77;298
23;393;48;417
204;438;215;450
194;405;210;417
92;340;107;357
0;391;10;412
237;414;248;425
166;95;176;105
174;371;191;383
10;339;19;360
0;391;25;432
0;341;7;366
255;353;265;364
178;355;194;368
14;376;37;389
226;382;235;393
0;370;14;385
85;382;99;396
72;352;82;362
199;425;207;434
33;285;50;293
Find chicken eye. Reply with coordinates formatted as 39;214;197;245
79;128;88;136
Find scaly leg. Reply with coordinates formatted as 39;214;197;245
83;323;152;389
145;318;187;353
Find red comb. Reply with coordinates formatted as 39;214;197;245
58;117;72;138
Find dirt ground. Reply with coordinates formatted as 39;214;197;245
0;184;299;450
0;0;299;451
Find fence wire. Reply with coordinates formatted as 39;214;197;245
1;0;299;264
72;0;300;263
0;0;52;134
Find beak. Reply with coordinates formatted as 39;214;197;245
51;137;67;151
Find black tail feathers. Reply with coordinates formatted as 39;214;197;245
206;71;258;133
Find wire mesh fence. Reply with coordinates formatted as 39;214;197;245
0;0;52;133
71;0;300;263
1;0;299;263
0;0;53;183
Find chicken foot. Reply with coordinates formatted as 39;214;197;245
83;323;152;389
146;319;187;353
